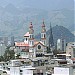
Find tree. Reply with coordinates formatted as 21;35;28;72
3;47;15;61
47;46;52;53
16;53;20;59
0;56;4;62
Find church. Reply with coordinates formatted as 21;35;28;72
15;21;47;58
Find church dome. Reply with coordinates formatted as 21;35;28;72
29;22;33;28
41;21;46;32
29;22;34;34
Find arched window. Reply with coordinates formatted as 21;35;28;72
26;38;27;41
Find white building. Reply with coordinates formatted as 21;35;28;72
15;21;47;58
57;39;66;51
11;36;14;46
52;65;75;75
66;42;75;59
9;59;46;75
0;43;6;56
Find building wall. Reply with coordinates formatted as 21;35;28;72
10;67;20;75
0;43;6;56
57;39;66;51
34;43;46;55
24;37;29;44
23;69;33;75
53;67;73;75
66;42;75;58
11;36;14;46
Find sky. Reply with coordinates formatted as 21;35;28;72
0;0;74;10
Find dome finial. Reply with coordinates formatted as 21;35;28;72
29;22;33;28
42;19;45;27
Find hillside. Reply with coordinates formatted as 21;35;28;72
0;4;74;39
35;25;75;44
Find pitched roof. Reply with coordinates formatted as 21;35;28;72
15;42;29;47
33;41;46;47
15;41;46;47
24;32;29;37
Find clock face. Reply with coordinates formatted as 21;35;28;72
38;45;41;49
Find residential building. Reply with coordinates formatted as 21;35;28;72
3;37;8;46
11;36;14;46
66;42;75;59
52;64;75;75
57;38;66;51
0;42;6;56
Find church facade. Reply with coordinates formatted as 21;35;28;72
15;21;47;58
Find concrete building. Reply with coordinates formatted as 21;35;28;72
0;58;50;75
52;64;75;75
66;42;75;59
57;38;66;51
3;37;8;46
0;43;6;56
11;36;14;46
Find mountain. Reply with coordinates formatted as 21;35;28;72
35;25;75;44
0;4;74;40
4;3;21;15
0;0;73;10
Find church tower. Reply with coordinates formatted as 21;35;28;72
29;22;34;57
49;23;54;49
41;20;46;46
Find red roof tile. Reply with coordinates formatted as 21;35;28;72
33;41;46;47
24;32;29;37
15;42;29;47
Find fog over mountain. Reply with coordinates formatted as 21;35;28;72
0;0;74;39
35;25;75;43
0;0;74;10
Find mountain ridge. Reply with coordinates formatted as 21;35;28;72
0;4;74;39
35;25;75;44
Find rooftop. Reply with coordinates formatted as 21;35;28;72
15;42;29;47
24;32;29;37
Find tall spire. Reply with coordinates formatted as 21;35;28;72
41;20;46;46
49;22;54;48
42;19;45;27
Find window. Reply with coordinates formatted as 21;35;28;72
26;38;27;41
3;71;7;73
20;70;23;73
44;41;45;44
38;45;41;49
73;48;75;57
30;41;31;44
42;34;43;38
30;35;31;38
36;54;43;57
44;34;45;38
32;35;34;38
32;41;34;45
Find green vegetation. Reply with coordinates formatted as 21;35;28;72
46;46;52;53
0;46;15;62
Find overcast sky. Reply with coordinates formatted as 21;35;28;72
0;0;74;10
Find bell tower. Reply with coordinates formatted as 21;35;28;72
41;20;46;46
29;22;34;57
